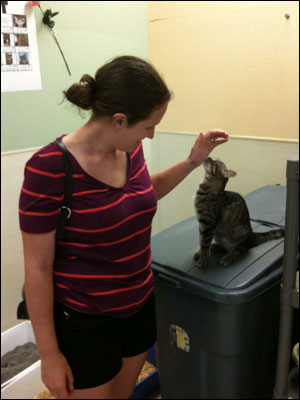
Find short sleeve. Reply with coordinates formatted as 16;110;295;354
19;150;65;234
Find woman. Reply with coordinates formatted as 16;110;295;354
19;55;228;399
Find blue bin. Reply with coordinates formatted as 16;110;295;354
151;185;286;399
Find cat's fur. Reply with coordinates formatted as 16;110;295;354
194;157;284;267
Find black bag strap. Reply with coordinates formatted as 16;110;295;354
17;139;73;320
55;139;73;240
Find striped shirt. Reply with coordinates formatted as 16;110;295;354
19;135;157;317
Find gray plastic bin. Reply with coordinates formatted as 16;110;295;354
151;185;286;399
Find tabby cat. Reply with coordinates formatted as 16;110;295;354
194;157;284;267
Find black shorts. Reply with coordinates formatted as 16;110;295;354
53;293;157;390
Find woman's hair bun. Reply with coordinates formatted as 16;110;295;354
63;56;171;124
80;74;96;88
63;74;96;110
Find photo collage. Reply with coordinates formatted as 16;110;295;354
1;12;32;71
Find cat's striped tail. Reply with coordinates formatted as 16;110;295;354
250;229;285;247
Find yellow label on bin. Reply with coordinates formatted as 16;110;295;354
170;324;190;352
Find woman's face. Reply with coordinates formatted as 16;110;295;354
113;102;168;153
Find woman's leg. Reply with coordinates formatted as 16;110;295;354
113;350;149;398
69;350;148;399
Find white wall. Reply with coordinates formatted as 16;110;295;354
1;149;37;332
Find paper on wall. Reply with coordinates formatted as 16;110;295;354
1;1;42;92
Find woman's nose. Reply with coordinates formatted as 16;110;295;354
147;129;155;139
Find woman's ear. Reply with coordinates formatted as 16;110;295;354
111;113;128;129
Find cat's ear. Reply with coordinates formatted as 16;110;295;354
225;169;236;178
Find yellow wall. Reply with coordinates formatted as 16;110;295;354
148;1;299;141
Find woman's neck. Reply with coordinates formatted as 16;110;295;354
64;116;118;158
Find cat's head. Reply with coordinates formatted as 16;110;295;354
203;157;236;179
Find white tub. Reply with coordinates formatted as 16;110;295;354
1;361;45;399
1;321;38;389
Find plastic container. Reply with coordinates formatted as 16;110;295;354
1;321;38;389
1;362;44;399
1;321;36;358
151;185;286;399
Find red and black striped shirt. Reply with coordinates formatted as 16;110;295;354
19;136;157;317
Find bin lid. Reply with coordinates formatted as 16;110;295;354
151;186;286;302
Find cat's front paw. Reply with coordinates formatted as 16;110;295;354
220;254;233;267
194;250;209;267
210;243;223;252
197;255;209;268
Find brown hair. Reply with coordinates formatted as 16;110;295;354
63;55;172;126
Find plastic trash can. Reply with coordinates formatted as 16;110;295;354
151;185;286;399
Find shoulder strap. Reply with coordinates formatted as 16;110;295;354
55;139;73;240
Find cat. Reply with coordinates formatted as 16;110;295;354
19;53;29;65
194;157;285;267
6;53;13;65
13;15;27;28
15;34;29;47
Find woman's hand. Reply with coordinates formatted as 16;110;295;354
41;351;74;399
150;129;228;200
187;129;229;167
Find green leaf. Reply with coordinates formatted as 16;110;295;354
42;8;57;29
43;9;52;19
